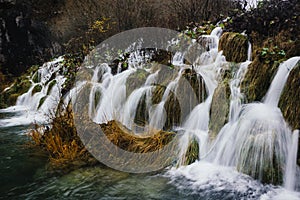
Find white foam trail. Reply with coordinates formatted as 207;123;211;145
284;130;299;191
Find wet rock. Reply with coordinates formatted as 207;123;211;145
219;32;248;63
278;61;300;165
241;57;279;102
126;69;149;97
183;138;199;166
209;80;230;139
175;68;207;124
279;61;300;130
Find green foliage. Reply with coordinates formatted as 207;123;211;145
32;84;42;95
38;96;46;109
259;46;286;63
183;21;216;39
61;53;83;95
47;80;57;95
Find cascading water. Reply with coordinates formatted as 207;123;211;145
285;130;299;191
263;57;300;107
0;57;66;127
1;25;299;199
207;57;300;183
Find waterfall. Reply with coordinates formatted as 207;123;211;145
148;72;181;130
228;61;251;122
93;69;133;123
284;130;299;191
0;57;65;127
206;57;300;185
264;57;300;106
1;24;299;196
176;28;224;165
247;42;252;61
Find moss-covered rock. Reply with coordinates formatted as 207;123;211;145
237;132;283;185
219;32;249;63
278;61;300;166
209;80;231;139
175;68;207;123
183;138;199;165
47;80;57;95
241;57;279;102
1;77;32;107
279;61;300;130
134;93;148;127
163;90;181;130
32;84;43;95
126;69;149;97
38;96;47;109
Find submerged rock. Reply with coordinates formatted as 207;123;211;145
219;32;248;63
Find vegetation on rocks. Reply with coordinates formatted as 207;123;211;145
30;105;97;173
278;62;300;165
209;81;231;139
182;138;199;166
241;57;279;102
0;66;37;108
1;0;299;182
219;32;248;63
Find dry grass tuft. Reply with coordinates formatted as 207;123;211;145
100;120;176;153
29;105;98;173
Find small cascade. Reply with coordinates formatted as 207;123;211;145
229;61;251;122
94;69;134;123
176;27;224;166
1;23;299;197
284;130;299;191
264;57;300;107
0;57;65;126
207;57;300;185
16;57;64;111
247;42;252;61
172;52;185;66
121;86;152;130
148;72;181;130
120;69;158;131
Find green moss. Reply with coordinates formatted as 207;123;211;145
237;134;283;185
209;80;231;139
47;80;57;95
219;32;248;63
241;57;279;102
134;93;148;126
184;138;199;165
32;72;40;83
152;85;166;105
94;90;101;107
278;61;300;166
32;85;43;95
278;61;300;130
126;69;149;97
38;96;47;109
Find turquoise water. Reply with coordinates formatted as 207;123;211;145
0;112;299;199
0;122;187;199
